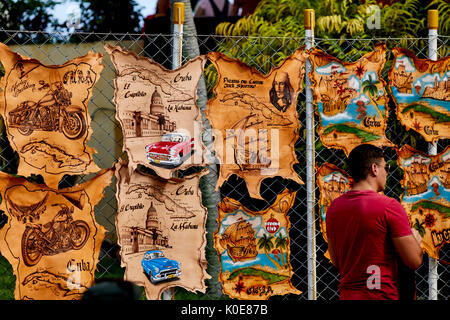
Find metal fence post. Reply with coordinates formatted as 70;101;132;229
304;8;317;300
172;2;184;69
427;9;439;301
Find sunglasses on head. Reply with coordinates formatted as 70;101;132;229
378;163;390;172
368;162;390;172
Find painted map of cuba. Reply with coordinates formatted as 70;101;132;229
206;49;307;200
0;43;102;188
397;145;449;261
214;190;301;300
114;161;210;300
388;47;450;142
316;162;352;260
0;168;112;300
309;44;393;156
105;44;206;181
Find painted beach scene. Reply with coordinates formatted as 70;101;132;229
400;148;450;204
215;208;301;299
309;44;392;155
397;146;450;260
389;49;450;142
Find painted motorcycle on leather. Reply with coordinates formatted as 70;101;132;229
8;81;87;140
21;203;90;266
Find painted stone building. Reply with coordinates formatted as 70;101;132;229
121;202;170;255
122;88;176;138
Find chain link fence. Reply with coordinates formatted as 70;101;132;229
0;29;448;300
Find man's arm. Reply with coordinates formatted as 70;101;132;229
387;200;423;270
392;228;423;270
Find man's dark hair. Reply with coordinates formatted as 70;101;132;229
347;144;385;182
82;279;141;300
269;76;294;112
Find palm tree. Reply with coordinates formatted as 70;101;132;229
413;218;426;237
274;233;288;268
257;234;282;269
362;74;384;119
157;114;166;131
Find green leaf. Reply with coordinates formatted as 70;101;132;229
323;124;381;142
402;104;450;123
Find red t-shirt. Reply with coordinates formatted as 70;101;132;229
325;190;412;300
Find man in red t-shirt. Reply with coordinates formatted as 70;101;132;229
326;144;423;300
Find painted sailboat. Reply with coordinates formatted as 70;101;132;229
227;114;272;171
406;159;429;196
220;218;258;262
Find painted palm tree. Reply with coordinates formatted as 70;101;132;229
257;233;282;269
157;114;166;131
274;233;288;268
362;74;384;119
413;218;426;237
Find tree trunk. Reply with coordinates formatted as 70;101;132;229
170;0;222;299
369;96;384;119
264;248;282;269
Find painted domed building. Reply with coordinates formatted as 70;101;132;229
122;87;176;137
146;202;159;230
149;88;165;115
122;202;170;254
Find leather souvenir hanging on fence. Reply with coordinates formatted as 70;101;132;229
309;44;393;156
115;160;210;300
0;168;113;300
0;43;102;188
397;144;449;261
214;190;301;300
105;45;207;180
316;162;352;258
388;48;450;142
205;49;307;199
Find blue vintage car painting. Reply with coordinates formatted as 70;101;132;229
141;250;181;283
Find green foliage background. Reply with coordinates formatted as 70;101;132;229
213;0;449;67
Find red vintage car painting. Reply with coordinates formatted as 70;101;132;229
145;131;194;167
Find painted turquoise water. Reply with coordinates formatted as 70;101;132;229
320;206;326;221
402;177;450;203
391;87;450;111
318;99;386;128
318;88;449;129
221;251;286;273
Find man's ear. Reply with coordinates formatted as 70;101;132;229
370;163;377;177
